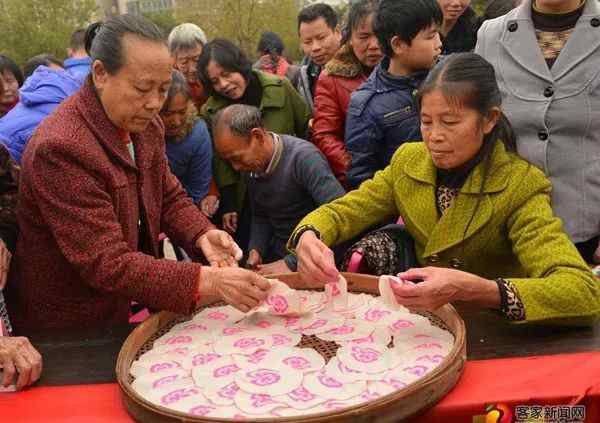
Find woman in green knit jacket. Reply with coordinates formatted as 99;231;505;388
198;39;310;252
289;53;600;326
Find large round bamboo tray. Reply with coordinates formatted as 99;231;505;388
117;272;467;423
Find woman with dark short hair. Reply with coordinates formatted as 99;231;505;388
0;55;24;117
6;15;270;332
198;38;310;254
290;53;600;326
254;31;299;83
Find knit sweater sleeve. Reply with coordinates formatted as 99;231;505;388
294;146;346;207
290;146;401;248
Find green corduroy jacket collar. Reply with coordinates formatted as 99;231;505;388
401;140;515;256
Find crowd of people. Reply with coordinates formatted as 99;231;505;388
0;0;599;392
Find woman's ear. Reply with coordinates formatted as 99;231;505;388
91;60;108;93
482;107;502;135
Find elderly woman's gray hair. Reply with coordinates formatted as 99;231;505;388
168;23;208;54
214;104;264;140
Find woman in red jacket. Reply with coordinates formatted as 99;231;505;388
311;0;382;188
6;16;270;332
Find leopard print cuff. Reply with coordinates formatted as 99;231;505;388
495;278;526;321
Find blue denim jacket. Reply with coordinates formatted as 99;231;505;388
345;58;427;189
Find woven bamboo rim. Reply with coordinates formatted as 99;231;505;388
117;272;467;423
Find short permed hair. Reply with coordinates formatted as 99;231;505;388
168;23;208;54
374;0;443;56
298;3;338;32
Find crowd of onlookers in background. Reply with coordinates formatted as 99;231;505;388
3;0;600;391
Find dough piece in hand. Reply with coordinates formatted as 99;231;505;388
324;275;349;312
378;275;408;311
251;279;303;316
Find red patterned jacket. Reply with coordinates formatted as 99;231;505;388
6;80;214;331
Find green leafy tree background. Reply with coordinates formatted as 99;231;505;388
0;0;489;66
0;0;97;65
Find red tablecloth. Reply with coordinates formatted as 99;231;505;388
2;352;600;422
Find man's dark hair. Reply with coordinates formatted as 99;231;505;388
374;0;443;56
197;38;253;96
70;29;87;52
84;14;165;75
23;54;64;79
298;3;338;32
0;55;24;87
257;31;285;56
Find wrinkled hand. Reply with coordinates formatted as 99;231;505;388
197;230;243;267
0;239;11;290
222;212;238;234
393;267;499;311
200;266;271;312
200;195;219;218
257;259;291;276
297;231;339;284
0;336;42;390
246;249;262;270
